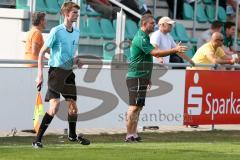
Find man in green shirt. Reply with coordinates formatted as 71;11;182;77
222;21;235;55
125;14;189;142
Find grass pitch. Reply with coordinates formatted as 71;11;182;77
1;130;240;160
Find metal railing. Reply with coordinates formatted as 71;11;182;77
1;59;240;69
115;10;126;58
108;0;142;19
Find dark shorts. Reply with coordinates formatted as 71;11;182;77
45;67;77;102
126;77;150;107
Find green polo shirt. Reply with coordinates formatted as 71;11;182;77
223;32;233;48
127;29;155;78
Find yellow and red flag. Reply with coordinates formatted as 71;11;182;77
33;92;44;133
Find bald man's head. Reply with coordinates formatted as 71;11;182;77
211;32;224;47
212;32;223;41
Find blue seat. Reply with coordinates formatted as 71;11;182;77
196;3;208;23
80;0;87;15
203;0;213;4
16;0;61;13
205;5;215;23
175;23;190;43
100;18;115;39
86;17;103;39
125;19;138;39
103;42;116;60
186;47;195;59
218;6;227;22
103;41;130;61
119;39;131;61
122;43;131;61
113;19;131;39
183;3;193;20
16;0;47;12
175;23;197;44
169;25;179;41
80;17;88;38
16;0;29;10
45;0;62;14
58;0;65;5
183;45;195;63
35;0;47;12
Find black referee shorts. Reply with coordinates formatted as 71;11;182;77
45;67;77;102
126;77;150;107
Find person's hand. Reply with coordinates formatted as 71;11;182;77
175;42;188;53
232;57;239;64
74;56;83;68
227;58;237;65
232;54;239;64
157;57;164;63
36;74;43;91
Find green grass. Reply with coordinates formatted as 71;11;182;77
1;130;240;160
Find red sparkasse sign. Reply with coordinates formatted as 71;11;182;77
184;70;240;125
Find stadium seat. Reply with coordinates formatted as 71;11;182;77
16;0;53;12
205;5;215;23
169;25;179;41
100;18;115;39
45;0;62;14
218;6;227;22
191;38;197;44
80;17;88;38
113;19;131;39
175;23;190;43
203;0;213;4
103;42;115;60
80;0;87;16
196;3;208;23
121;40;131;61
175;23;197;44
103;41;130;61
58;0;65;5
186;47;195;58
35;0;47;12
125;19;138;39
183;3;193;20
16;0;29;10
123;47;131;61
86;17;103;39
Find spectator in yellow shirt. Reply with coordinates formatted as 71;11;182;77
24;12;46;67
191;32;238;70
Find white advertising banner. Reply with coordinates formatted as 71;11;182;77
0;67;186;131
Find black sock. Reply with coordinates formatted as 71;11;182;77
68;114;77;138
35;112;53;142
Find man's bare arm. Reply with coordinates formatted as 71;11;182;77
36;45;49;89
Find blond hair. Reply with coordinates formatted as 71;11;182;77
61;1;80;15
